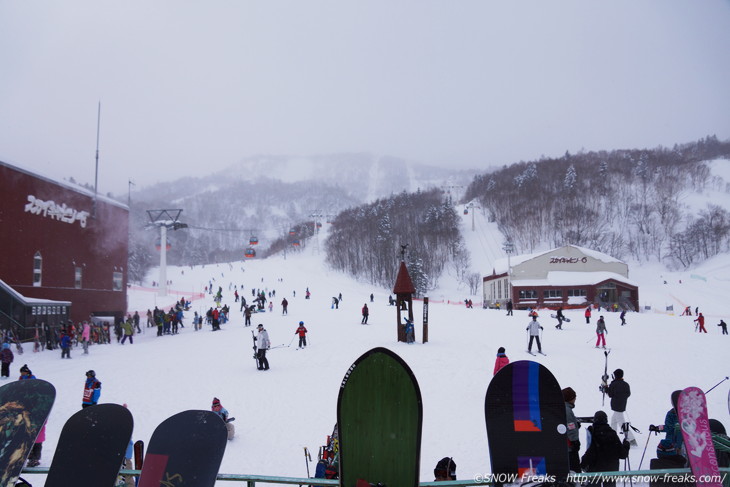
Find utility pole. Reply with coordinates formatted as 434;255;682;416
502;239;515;304
309;210;323;254
93;101;101;218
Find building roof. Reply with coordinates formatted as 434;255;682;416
0;279;72;306
491;244;623;275
511;271;638;289
392;261;416;294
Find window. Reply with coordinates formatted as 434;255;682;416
113;272;123;291
519;290;537;299
568;289;587;297
33;252;42;286
497;280;502;299
543;289;563;298
75;267;82;289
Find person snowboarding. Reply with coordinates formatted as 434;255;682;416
649;390;686;463
211;397;235;440
361;304;369;324
562;387;581;473
595;315;607;349
526;315;543;354
295;321;308;348
255;324;270;370
580;410;630;485
605;368;636;445
718;319;728;335
555;307;566;329
0;343;14;378
82;370;102;408
493;347;509;376
585;306;592;324
694;313;707;333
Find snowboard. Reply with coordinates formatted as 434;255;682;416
337;347;422;487
0;378;56;487
138;410;228;487
45;403;134;487
550;314;571;322
677;387;723;487
485;360;569;482
134;440;144;469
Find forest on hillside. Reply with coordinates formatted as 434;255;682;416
463;136;730;268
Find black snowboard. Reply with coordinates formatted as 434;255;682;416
337;347;423;487
138;410;228;487
485;360;569;482
45;403;134;487
0;378;56;486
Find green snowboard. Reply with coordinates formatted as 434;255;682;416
337;347;422;487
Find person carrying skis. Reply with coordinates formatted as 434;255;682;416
555;307;566;329
526;315;543;354
605;368;635;445
493;347;509;376
585;306;592;324
211;397;235;440
580;410;630;485
0;343;14;378
562;387;581;473
255;324;270;370
595;316;607;349
295;321;308;348
361;304;369;324
694;312;707;333
82;370;102;408
718;319;728;335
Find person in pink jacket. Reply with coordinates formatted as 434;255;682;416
81;321;91;354
493;347;510;376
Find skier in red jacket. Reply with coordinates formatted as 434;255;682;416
694;313;707;333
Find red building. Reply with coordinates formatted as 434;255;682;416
0;160;128;339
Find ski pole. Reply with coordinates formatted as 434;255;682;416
304;447;311;478
638;429;655;471
288;335;296;347
705;376;729;394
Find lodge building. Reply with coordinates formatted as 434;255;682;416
0;160;129;341
483;245;639;311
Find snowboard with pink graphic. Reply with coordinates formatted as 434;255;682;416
677;387;722;487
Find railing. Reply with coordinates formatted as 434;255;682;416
19;467;730;486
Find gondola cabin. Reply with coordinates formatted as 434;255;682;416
244;248;256;258
289;228;297;236
249;236;259;246
292;239;300;247
155;239;172;251
463;208;469;215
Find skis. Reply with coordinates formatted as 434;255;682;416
251;330;260;369
526;350;547;356
485;360;569;482
138;410;228;487
45;403;133;487
0;378;55;486
677;387;723;487
600;349;611;406
337;347;422;487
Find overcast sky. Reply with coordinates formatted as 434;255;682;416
1;1;729;195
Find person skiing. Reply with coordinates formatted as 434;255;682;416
255;324;270;370
281;297;288;315
361;304;369;324
595;315;607;349
493;347;509;376
331;297;339;309
121;318;134;344
295;321;308;348
244;305;253;327
60;331;72;358
585;306;592;324
0;343;14;378
562;387;581;473
555;307;566;329
606;368;635;445
580;410;630;485
526;315;543;354
718;319;728;335
694;313;707;333
211;397;235;440
82;370;102;408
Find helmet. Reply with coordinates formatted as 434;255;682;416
299;321;304;325
86;370;96;377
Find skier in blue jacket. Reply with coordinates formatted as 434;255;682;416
82;370;101;408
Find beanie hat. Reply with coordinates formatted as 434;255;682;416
20;364;31;374
613;368;624;379
212;397;221;406
594;410;608;424
562;387;576;402
497;347;505;354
